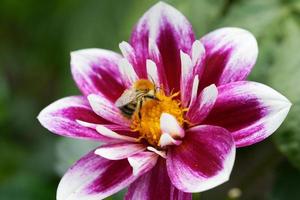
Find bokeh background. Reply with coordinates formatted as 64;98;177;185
1;0;300;199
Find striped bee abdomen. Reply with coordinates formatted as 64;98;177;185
119;103;137;118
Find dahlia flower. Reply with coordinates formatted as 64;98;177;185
38;2;291;199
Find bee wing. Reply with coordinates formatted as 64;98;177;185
115;89;137;107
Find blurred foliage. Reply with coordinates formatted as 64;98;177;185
0;0;300;199
270;161;300;200
55;138;99;176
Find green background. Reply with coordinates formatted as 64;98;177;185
1;0;300;199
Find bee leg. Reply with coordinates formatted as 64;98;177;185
138;100;143;119
136;100;143;120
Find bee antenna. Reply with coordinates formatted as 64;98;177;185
148;75;155;84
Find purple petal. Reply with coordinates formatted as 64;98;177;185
71;49;125;101
167;125;235;193
199;27;258;90
125;158;192;200
37;96;114;141
87;94;130;127
203;81;291;147
186;84;218;124
130;2;195;92
95;142;146;160
57;149;138;200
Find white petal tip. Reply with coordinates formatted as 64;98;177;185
147;146;167;159
159;133;182;148
94;149;103;156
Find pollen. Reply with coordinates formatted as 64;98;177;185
131;90;186;147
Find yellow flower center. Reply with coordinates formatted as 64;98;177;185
131;90;185;147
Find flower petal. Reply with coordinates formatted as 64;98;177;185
125;159;192;200
87;94;130;127
199;27;258;90
148;38;169;92
76;119;129;132
146;59;159;86
130;2;195;92
71;49;125;101
159;133;182;148
95;142;146;160
186;84;218;124
180;51;194;107
189;75;199;107
37;96;113;141
118;58;139;88
192;40;206;76
128;151;158;176
160;113;185;138
96;125;137;142
167;125;235;193
203;81;291;147
119;41;143;78
147;146;167;159
57;149;138;200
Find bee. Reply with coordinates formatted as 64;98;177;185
115;79;158;119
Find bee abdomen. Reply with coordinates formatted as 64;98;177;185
120;103;136;117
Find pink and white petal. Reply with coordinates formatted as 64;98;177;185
180;51;194;107
186;84;218;124
130;2;195;92
146;59;160;86
71;49;125;101
160;113;185;138
167;125;235;193
128;151;158;176
189;75;199;108
76;119;130;132
37;96;114;141
57;149;138;200
199;27;258;90
118;58;139;88
119;41;143;78
96;125;137;142
87;94;130;127
159;133;182;148
192;40;206;77
148;38;169;92
94;142;146;160
203;81;291;147
147;146;167;159
125;159;192;200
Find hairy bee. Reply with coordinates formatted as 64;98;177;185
115;79;158;118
